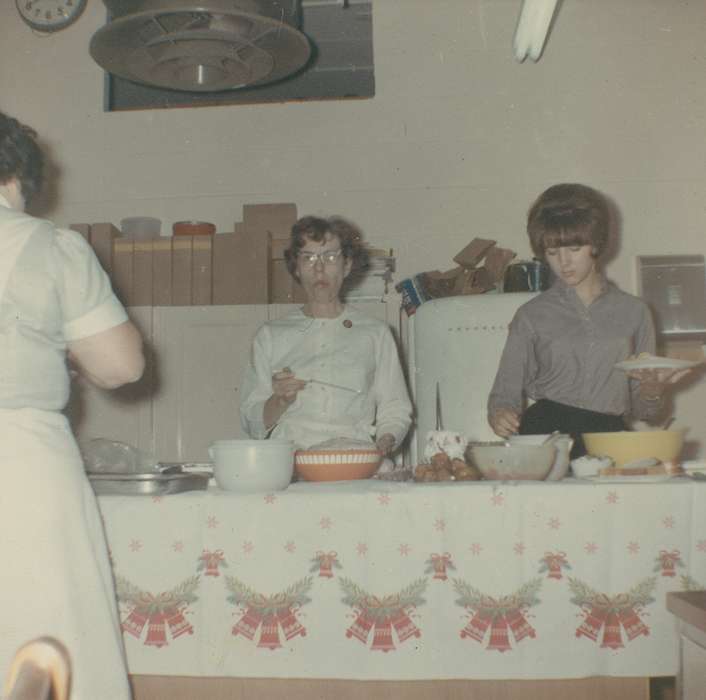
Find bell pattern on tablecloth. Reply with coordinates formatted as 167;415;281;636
340;577;426;652
425;552;455;581
654;549;684;577
197;549;228;577
116;575;198;648
569;576;656;649
538;551;571;580
310;550;341;578
227;576;312;650
454;578;541;653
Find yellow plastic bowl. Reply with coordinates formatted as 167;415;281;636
582;429;685;467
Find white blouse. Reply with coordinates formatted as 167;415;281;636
240;306;412;449
0;196;127;410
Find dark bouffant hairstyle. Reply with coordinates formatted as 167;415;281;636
285;215;369;281
0;112;43;204
527;183;610;260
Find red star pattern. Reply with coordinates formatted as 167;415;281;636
377;493;391;506
207;515;219;529
469;542;482;555
491;492;504;506
663;516;675;529
284;540;296;553
320;516;332;530
242;540;254;554
606;491;619;504
129;539;142;552
584;542;598;555
399;543;411;556
356;542;368;556
627;541;640;554
548;517;561;530
264;494;276;504
172;541;184;552
434;518;446;532
696;539;706;552
513;542;525;555
151;495;163;504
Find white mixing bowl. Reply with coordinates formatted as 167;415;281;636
209;439;294;493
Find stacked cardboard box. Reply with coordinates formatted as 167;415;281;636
69;201;308;307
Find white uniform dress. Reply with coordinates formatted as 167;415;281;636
0;195;132;700
240;306;412;449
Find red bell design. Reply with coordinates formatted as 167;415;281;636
257;614;283;650
487;615;512;652
165;607;193;638
122;608;149;638
389;607;421;642
600;611;624;650
370;617;395;652
430;553;451;581
460;610;491;642
576;605;608;641
658;550;680;577
317;551;338;578
276;606;306;640
144;613;168;648
200;549;225;577
505;607;536;642
346;610;375;643
618;606;649;641
232;607;263;640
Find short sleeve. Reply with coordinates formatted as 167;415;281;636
50;229;128;341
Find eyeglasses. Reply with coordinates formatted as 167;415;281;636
297;249;344;267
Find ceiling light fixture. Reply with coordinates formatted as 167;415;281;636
513;0;560;62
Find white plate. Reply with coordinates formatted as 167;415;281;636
584;474;676;484
614;355;701;372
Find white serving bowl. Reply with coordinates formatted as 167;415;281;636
507;434;574;481
209;439;294;493
466;441;556;481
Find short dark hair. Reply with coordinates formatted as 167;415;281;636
0;112;43;204
285;215;369;280
527;183;610;259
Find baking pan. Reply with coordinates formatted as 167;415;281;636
88;470;210;496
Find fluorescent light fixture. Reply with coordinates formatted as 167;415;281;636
513;0;560;62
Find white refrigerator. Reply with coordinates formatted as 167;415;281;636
407;292;537;464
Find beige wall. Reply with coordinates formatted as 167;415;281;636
2;0;705;456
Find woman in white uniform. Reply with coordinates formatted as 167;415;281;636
240;216;412;457
0;112;144;699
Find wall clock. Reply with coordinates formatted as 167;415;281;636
16;0;88;32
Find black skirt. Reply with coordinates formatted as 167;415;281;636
519;399;626;459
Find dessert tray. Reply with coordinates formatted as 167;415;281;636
88;465;211;496
614;354;701;371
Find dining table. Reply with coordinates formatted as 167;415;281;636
96;475;706;700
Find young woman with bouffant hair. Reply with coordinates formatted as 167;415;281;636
487;183;691;458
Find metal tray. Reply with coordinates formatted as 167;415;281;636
88;471;210;496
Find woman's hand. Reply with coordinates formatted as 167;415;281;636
628;367;692;401
271;367;307;406
376;433;396;456
263;367;307;430
489;408;521;438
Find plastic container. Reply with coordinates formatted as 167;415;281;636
120;217;162;239
172;221;216;236
209;439;294;493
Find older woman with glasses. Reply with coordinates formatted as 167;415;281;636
240;215;412;460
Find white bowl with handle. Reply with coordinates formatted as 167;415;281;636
209;439;294;493
507;434;574;481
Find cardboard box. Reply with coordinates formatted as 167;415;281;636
132;238;154;307
152;238;172;306
112;237;134;307
89;222;120;276
172;236;193;306
192;236;213;306
212;224;269;305
268;234;306;304
68;223;91;241
453;238;496;268
243;203;298;239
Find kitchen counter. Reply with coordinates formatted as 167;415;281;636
97;477;706;696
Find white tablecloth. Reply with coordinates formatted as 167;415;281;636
97;478;706;680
